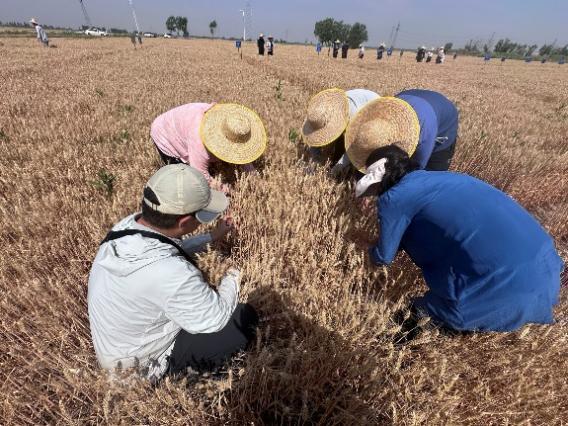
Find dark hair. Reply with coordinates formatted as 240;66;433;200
362;144;419;196
140;187;190;229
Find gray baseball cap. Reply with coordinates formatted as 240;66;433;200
143;164;228;223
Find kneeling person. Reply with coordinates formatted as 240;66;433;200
88;164;258;382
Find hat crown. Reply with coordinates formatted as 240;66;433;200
306;103;329;130
222;114;251;143
359;121;387;149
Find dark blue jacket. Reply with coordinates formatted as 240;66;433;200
369;171;562;331
396;90;459;169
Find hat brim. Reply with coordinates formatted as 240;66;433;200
301;88;349;147
195;189;229;224
345;97;420;172
200;103;267;165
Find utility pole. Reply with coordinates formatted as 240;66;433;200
391;22;400;48
128;0;140;33
239;9;246;41
78;0;92;28
387;25;394;46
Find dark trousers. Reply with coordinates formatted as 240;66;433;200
167;303;259;375
152;140;183;165
425;140;457;171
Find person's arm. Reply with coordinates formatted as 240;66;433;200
180;218;234;255
165;265;240;334
368;195;414;265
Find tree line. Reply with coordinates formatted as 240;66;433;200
314;18;368;48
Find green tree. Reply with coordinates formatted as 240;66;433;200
314;18;336;46
335;20;351;43
444;42;453;52
347;22;367;48
539;44;553;57
526;44;538;56
174;16;188;37
209;20;217;37
166;16;176;35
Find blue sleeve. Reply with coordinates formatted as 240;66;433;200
368;195;413;265
397;93;439;169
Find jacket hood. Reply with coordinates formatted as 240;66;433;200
95;214;180;277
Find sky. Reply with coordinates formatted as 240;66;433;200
1;0;567;48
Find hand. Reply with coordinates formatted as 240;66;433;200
211;217;235;242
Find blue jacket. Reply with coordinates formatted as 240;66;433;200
396;90;459;169
369;171;562;331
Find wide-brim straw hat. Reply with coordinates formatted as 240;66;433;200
345;97;420;172
301;88;349;147
200;103;267;165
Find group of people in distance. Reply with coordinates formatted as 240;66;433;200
416;46;446;63
88;87;563;384
329;40;366;59
257;33;275;56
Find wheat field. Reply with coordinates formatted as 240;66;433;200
1;37;567;425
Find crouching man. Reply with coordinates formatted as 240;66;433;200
88;164;258;383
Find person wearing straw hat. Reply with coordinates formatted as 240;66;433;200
353;144;562;334
88;164;259;383
29;18;49;47
266;35;275;56
377;43;386;60
301;88;380;176
416;46;426;62
345;89;459;171
150;103;267;189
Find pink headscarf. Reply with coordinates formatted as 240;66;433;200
150;103;215;181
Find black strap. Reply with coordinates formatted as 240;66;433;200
100;229;196;266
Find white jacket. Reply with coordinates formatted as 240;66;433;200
88;214;239;376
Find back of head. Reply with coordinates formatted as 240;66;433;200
361;144;418;196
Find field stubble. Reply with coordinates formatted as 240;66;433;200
0;38;567;424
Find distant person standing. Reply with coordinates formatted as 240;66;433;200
435;47;445;64
416;46;426;62
399;49;404;59
341;41;349;59
130;32;137;49
426;49;433;63
316;41;322;56
453;52;458;60
387;47;393;57
266;35;274;56
332;40;340;58
358;44;365;59
29;18;49;47
377;43;386;60
257;33;265;55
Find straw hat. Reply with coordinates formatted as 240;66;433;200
301;88;349;147
29;18;39;25
200;103;267;165
345;97;420;172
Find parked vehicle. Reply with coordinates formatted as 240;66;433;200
143;32;157;38
164;33;172;39
85;28;108;37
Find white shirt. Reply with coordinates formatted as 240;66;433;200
88;214;239;377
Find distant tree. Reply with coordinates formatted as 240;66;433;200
166;16;176;34
444;42;453;52
209;20;217;37
539;44;554;57
335;20;351;43
526;44;538;56
560;45;568;56
179;17;189;37
347;22;368;48
464;39;480;53
314;18;336;46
